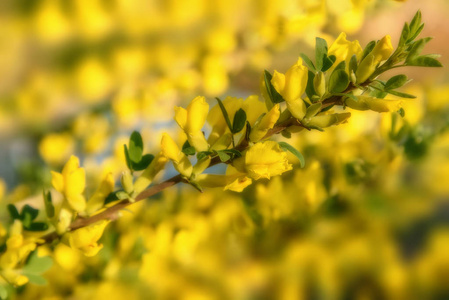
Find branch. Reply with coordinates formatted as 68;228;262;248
39;93;349;245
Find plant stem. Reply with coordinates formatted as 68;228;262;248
38;94;346;245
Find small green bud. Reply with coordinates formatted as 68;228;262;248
121;171;134;195
313;72;326;97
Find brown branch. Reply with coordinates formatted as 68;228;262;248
39;93;349;245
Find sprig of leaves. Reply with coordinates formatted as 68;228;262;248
124;131;154;173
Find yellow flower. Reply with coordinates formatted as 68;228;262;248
133;153;168;195
174;96;209;151
249;104;280;142
0;236;37;270
345;96;403;113
235;141;292;180
69;220;109;257
305;112;351;128
328;32;363;72
207;96;243;145
195;172;253;193
271;59;308;119
371;35;394;62
51;155;86;212
356;35;393;83
160;134;192;178
86;172;115;215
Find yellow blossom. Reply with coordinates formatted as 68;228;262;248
133;153;168;195
51;155;86;212
0;236;37;271
249;104;280;142
305;112;351;128
68;220;109;257
160;134;192;178
271;59;308;120
328;32;363;72
174;96;209;151
356;35;394;83
345;96;403;113
234;141;293;180
86;172;115;215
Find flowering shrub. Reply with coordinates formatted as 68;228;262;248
1;5;448;300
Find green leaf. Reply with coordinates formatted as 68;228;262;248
305;71;317;101
26;222;49;231
21;205;39;227
398;23;410;47
328;69;349;94
307;124;325;132
278;142;305;168
128;131;143;163
385;75;408;90
216;150;231;162
305;102;322;118
245;121;252;142
369;83;388;99
387;90;416;99
322;55;336;72
299;53;316;72
361;41;376;61
182;140;195;155
409;10;422;34
215;97;233;131
132;154;154;171
349;54;358;74
43;190;54;218
406;37;432;62
333;60;346;71
197;151;213;161
24;251;53;274
397;108;405;118
7;204;20;220
232;108;247;133
223;149;242;158
315;37;328;71
281;131;291;139
123;144;132;171
263;71;285;104
406;56;443;67
24;273;47;285
407;23;424;43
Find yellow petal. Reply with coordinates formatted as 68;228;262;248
283;60;308;103
224;176;252;192
67;194;86;212
174;106;187;130
51;171;64;192
65;168;86;197
372;35;393;62
188;131;209;152
160;133;180;162
249;104;280;142
271;70;285;95
186;96;209;133
62;155;80;178
244;141;292;180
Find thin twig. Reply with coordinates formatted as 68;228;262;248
38;94;346;245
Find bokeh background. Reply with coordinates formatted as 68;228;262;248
1;0;449;299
